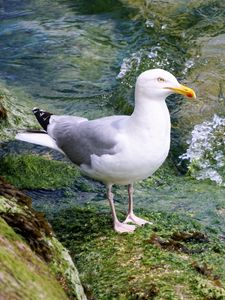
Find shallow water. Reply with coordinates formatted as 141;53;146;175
0;0;225;235
0;0;140;117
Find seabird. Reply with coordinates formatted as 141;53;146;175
16;69;196;233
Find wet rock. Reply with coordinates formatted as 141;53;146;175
192;262;224;298
0;176;53;262
0;154;80;189
58;206;225;299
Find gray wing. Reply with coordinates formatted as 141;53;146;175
48;115;127;165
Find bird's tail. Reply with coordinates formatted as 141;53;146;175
15;107;64;153
15;130;64;153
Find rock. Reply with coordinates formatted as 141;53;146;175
0;177;87;300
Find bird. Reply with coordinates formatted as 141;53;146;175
16;69;196;233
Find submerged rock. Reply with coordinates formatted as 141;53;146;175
0;177;87;300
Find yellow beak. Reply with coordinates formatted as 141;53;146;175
166;84;196;99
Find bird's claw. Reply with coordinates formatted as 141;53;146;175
123;213;152;226
114;220;136;233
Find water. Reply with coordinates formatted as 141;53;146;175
0;0;141;117
0;0;225;231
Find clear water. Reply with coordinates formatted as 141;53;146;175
0;0;141;117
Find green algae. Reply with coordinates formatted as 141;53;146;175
0;154;80;189
49;206;225;300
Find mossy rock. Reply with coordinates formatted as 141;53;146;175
0;217;69;300
0;177;86;300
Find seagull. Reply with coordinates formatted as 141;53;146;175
16;69;196;233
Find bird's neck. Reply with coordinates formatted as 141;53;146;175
128;94;171;137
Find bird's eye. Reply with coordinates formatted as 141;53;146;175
157;77;165;83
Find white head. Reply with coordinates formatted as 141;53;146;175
135;68;196;100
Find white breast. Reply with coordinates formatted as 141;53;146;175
81;125;170;185
81;98;171;185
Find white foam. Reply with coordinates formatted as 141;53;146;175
117;47;167;79
117;51;143;79
145;20;154;28
180;114;225;185
182;60;195;74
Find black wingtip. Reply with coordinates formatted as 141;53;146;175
32;107;52;131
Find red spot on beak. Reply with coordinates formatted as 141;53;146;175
187;92;193;98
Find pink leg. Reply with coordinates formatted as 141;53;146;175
107;184;136;233
123;184;152;226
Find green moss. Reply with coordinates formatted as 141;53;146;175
50;206;225;300
0;217;69;300
0;154;80;189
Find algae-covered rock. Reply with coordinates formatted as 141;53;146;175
0;217;68;300
0;177;86;300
